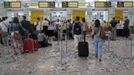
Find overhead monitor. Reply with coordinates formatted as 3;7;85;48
11;1;21;8
124;1;133;7
38;1;55;8
62;1;68;8
117;1;133;7
4;2;11;8
68;1;78;8
95;1;111;8
38;2;48;8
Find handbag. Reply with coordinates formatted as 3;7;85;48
13;32;21;40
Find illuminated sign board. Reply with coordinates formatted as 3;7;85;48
95;1;111;8
62;1;78;8
117;1;133;7
38;2;55;8
11;1;21;8
4;1;21;8
4;2;11;8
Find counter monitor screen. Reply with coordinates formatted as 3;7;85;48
11;1;21;8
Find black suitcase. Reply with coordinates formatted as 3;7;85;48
78;41;89;57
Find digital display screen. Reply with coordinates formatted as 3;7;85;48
95;2;105;8
95;1;111;8
38;2;55;8
11;1;21;8
124;1;133;7
117;2;124;7
68;1;78;8
4;2;11;8
117;1;133;7
62;1;68;8
38;2;48;8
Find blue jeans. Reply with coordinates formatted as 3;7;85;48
94;37;104;59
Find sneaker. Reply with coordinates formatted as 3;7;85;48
99;59;102;62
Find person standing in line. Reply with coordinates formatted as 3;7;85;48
0;18;3;45
1;17;10;46
42;18;49;33
10;17;21;49
54;19;61;40
110;17;117;40
92;19;105;61
34;17;42;34
72;16;82;47
21;16;32;40
123;16;130;38
81;18;87;41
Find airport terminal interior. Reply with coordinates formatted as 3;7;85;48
1;0;134;75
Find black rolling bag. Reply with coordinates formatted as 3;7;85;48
78;35;89;57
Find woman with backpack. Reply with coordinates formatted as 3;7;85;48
92;19;106;61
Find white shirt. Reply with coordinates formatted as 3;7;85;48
1;21;9;32
42;20;49;26
54;21;61;30
34;21;41;31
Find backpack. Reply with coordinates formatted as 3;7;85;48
100;26;107;40
73;22;81;35
37;33;44;42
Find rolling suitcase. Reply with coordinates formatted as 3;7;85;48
23;38;33;53
33;40;39;51
78;35;89;57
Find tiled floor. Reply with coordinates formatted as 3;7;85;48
0;37;134;75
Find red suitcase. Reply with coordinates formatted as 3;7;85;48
33;40;39;51
23;39;33;53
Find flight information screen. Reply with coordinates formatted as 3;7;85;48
117;1;133;7
38;2;55;8
11;1;21;8
62;1;78;8
95;1;111;8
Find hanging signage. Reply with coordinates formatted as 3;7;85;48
117;1;133;7
62;1;68;8
124;1;133;7
4;1;21;8
11;1;21;8
62;1;78;8
4;2;11;8
95;1;111;8
38;1;55;8
68;1;78;8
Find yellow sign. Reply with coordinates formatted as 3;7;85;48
115;10;123;20
72;10;86;20
68;2;78;8
11;1;21;8
31;10;44;24
39;2;48;8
